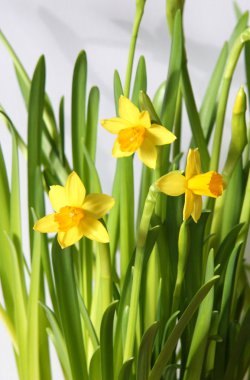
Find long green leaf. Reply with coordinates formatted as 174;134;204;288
71;50;87;179
27;56;46;249
132;56;147;107
86;86;100;162
149;276;219;380
100;301;118;380
52;240;88;380
137;321;160;380
183;250;215;380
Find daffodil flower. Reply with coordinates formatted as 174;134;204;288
156;148;224;222
101;96;176;169
33;172;114;248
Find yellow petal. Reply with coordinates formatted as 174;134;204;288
138;111;151;128
112;139;134;157
156;171;186;196
49;185;67;212
188;171;224;198
147;124;176;145
185;148;201;180
183;189;194;221
81;216;110;243
119;96;140;123
57;226;84;248
66;171;86;206
138;137;157;168
83;194;115;218
101;117;132;134
191;195;202;223
33;214;58;233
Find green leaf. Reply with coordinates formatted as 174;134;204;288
58;96;65;164
27;56;46;248
118;358;134;380
149;275;219;380
228;11;249;51
42;305;72;380
71;50;87;178
89;348;102;380
77;291;99;350
132;56;147;107
86;86;100;162
214;243;242;379
199;42;228;142
181;62;210;171
183;250;215;380
52;240;88;380
161;10;183;129
0;31;58;141
27;230;42;380
137;321;160;380
114;70;124;113
100;301;118;380
224;308;250;380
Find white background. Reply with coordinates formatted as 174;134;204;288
0;0;249;378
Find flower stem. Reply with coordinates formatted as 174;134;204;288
124;7;144;98
123;184;159;361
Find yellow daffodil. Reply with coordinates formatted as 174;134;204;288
101;96;176;169
156;148;224;222
33;171;114;248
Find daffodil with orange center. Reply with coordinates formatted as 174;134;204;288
101;96;176;169
156;148;225;222
33;171;115;248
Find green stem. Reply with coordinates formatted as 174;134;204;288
210;28;250;171
123;184;159;361
124;8;144;98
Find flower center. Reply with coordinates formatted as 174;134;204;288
118;126;145;152
55;206;84;232
187;171;224;198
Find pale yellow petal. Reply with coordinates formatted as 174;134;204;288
112;139;134;157
138;111;151;128
83;194;115;218
156;171;186;196
183;189;194;221
66;171;86;206
185;148;201;180
147;124;176;145
33;214;58;233
191;195;202;223
188;171;224;198
81;216;110;243
119;96;140;123
57;226;84;248
49;185;67;212
138;137;157;169
101;117;132;134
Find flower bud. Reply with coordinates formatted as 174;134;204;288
223;86;248;179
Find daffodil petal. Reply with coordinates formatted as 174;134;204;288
119;96;140;123
81;216;110;243
156;171;186;196
57;226;84;248
83;194;115;218
191;195;202;223
138;137;157;168
101;117;132;134
33;214;58;233
112;139;134;157
138;111;151;128
66;171;86;206
185;148;201;180
188;171;224;197
147;124;176;145
49;185;67;212
183;189;194;221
